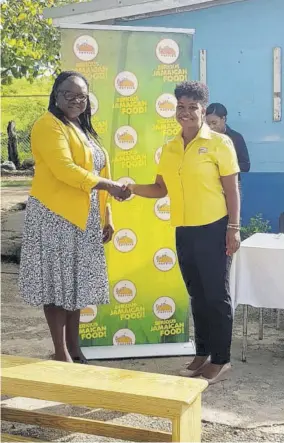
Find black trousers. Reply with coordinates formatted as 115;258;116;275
176;216;233;365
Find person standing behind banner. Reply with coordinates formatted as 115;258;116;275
124;81;241;385
19;71;130;364
206;103;250;178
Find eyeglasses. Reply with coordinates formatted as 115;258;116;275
58;90;88;103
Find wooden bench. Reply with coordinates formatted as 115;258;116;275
1;434;45;442
1;354;207;442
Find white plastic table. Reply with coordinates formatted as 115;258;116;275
230;233;284;361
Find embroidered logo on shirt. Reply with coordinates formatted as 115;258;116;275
198;147;208;154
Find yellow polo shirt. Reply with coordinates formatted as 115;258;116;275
157;124;240;227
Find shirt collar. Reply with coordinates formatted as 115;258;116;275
198;123;212;140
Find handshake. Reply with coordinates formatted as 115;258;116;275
109;182;133;202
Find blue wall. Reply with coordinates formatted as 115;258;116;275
118;0;284;231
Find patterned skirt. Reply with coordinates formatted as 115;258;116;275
19;194;110;311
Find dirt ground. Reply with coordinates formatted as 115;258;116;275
1;260;284;442
1;186;31;212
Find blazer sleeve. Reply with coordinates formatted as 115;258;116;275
31;117;100;193
233;133;251;172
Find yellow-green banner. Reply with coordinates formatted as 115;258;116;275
61;25;194;357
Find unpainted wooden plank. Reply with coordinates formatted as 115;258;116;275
273;47;282;121
199;49;207;84
1;407;172;442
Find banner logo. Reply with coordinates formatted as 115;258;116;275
115;71;138;96
114;229;137;253
113;329;136;345
113;280;137;304
89;93;99;116
155;197;170;221
153;297;176;320
155;147;162;165
80;305;98;323
154;248;176;271
73;35;98;61
156;94;177;118
156;39;180;64
117;177;135;201
115;126;137;150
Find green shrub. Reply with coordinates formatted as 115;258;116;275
241;214;271;240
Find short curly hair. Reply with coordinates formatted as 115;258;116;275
174;81;209;106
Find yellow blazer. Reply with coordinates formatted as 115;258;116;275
30;111;111;230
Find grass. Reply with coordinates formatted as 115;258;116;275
1;77;52;162
1;178;32;188
1;77;52;132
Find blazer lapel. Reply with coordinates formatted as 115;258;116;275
68;124;91;170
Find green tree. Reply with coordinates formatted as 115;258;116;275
1;0;88;84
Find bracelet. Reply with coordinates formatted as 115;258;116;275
227;224;240;231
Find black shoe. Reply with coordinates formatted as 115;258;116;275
73;357;89;365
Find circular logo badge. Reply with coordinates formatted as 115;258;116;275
154;248;176;271
153;296;176;320
73;35;99;61
114;229;137;253
113;280;136;304
113;329;136;346
154;197;171;221
115;126;137;150
117;177;135;201
156;39;180;65
155;147;162;165
80;305;98;323
89;92;99;116
156;94;177;118
115;71;138;97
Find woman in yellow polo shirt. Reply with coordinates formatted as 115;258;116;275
127;81;240;384
19;71;129;363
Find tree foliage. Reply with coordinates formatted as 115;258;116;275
1;0;88;84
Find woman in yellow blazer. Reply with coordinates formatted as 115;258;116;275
19;71;129;363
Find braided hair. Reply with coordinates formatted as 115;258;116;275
48;71;98;140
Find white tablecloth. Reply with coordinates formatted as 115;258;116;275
230;233;284;309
